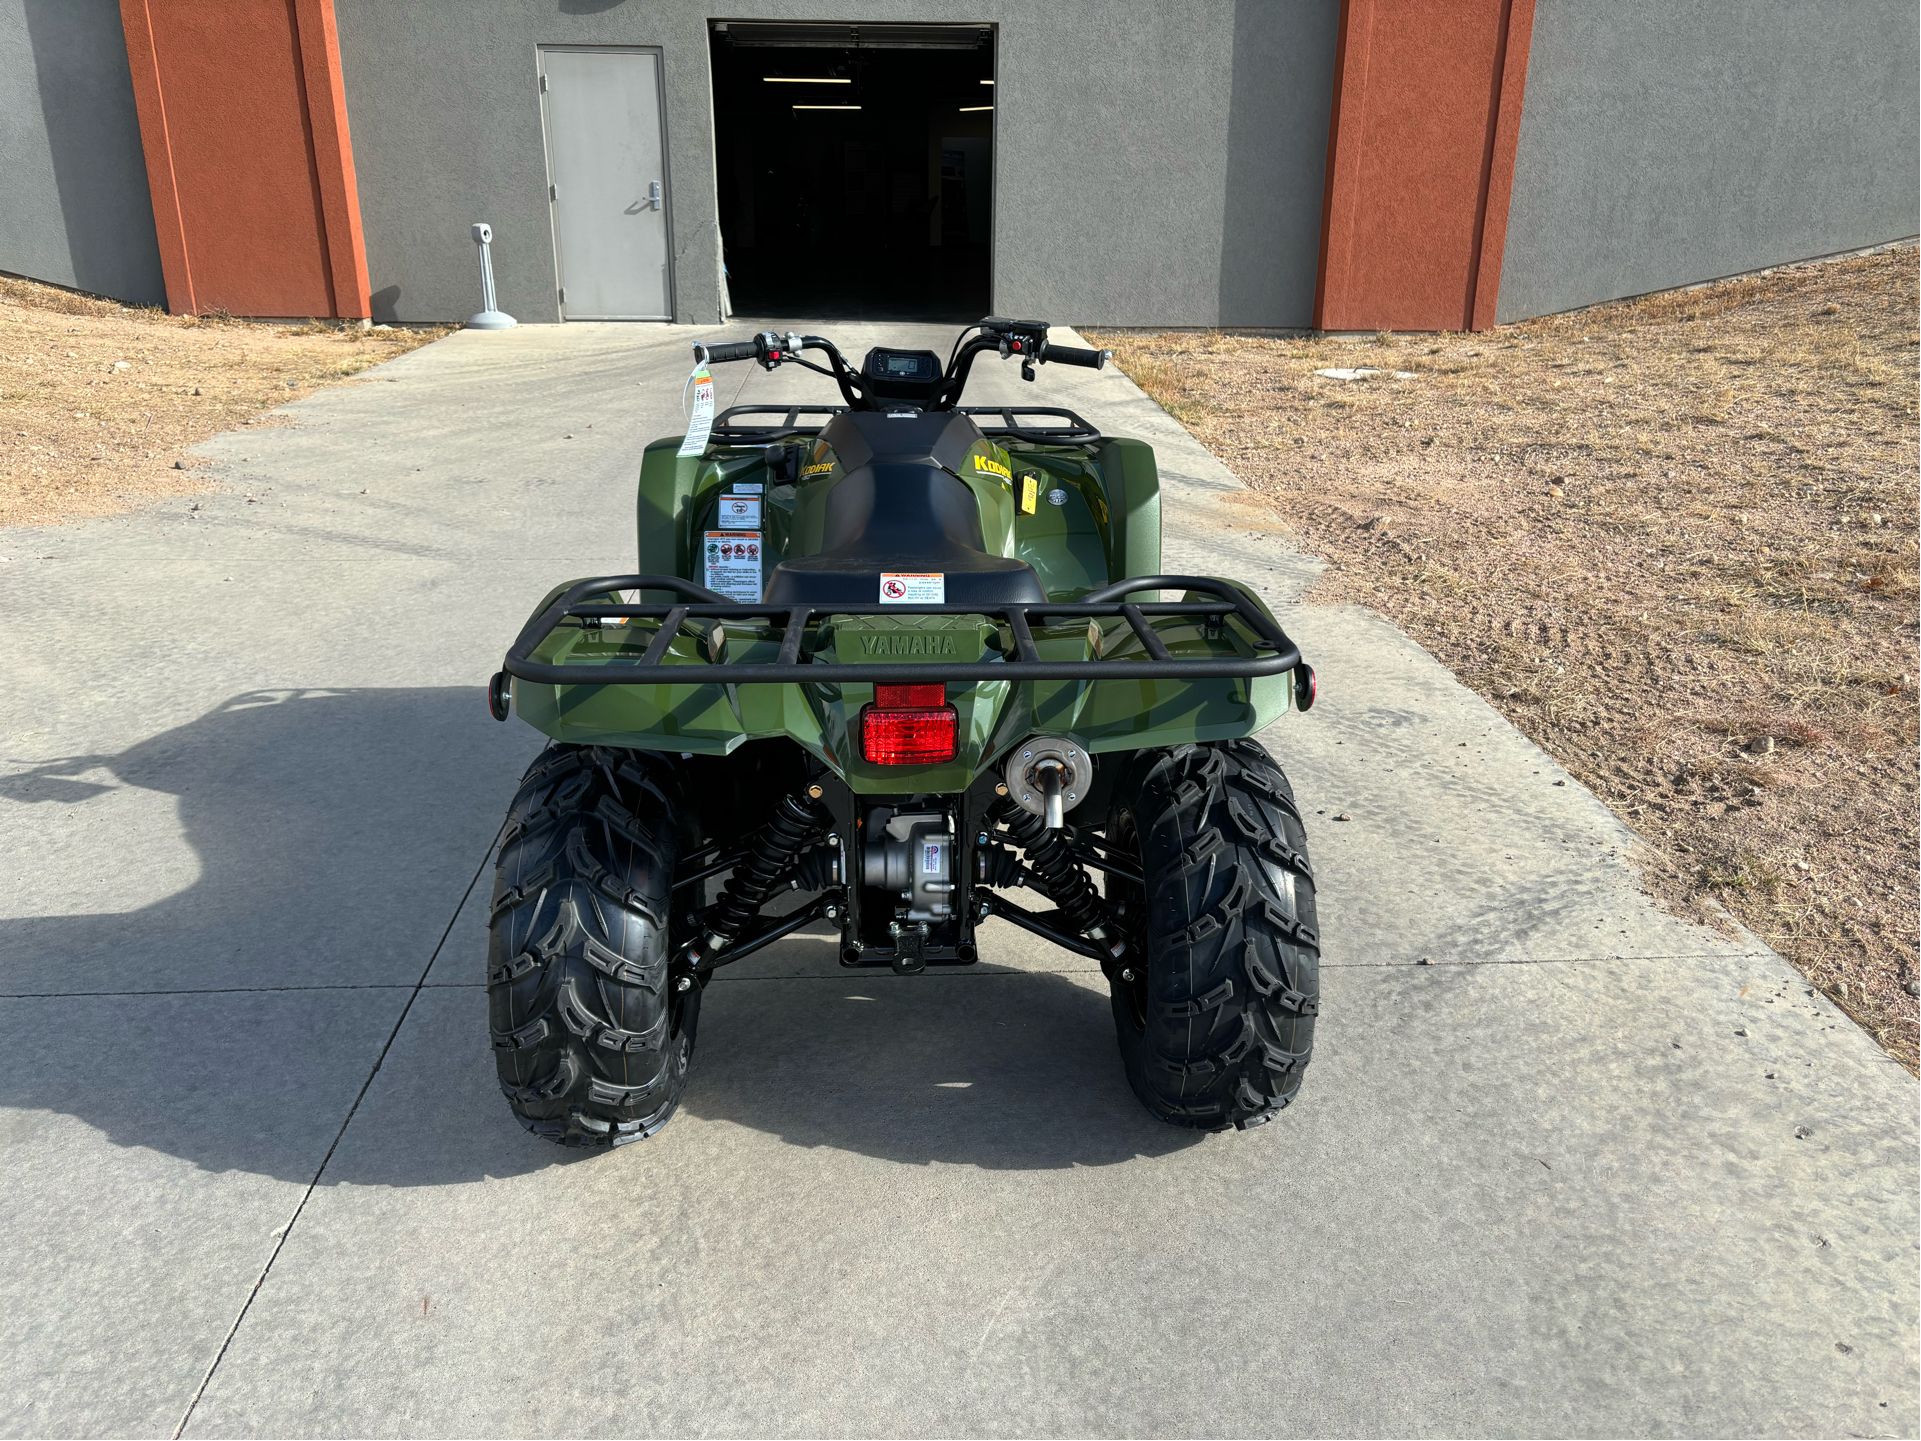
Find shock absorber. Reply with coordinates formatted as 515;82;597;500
999;805;1125;958
687;790;826;965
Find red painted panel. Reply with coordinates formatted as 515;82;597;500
120;0;369;318
1315;0;1535;332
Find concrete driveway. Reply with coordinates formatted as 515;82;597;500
1;320;1913;1438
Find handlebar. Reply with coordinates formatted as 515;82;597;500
688;323;1111;414
696;339;760;364
1040;342;1109;370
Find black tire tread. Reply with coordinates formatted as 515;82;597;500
488;743;696;1147
1109;739;1320;1131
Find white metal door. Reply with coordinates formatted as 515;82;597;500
539;47;671;320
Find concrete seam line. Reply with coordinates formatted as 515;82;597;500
168;823;502;1440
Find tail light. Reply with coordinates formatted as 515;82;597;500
861;683;957;764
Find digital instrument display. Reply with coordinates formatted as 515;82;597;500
865;348;939;382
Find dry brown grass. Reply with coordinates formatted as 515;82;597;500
1090;245;1920;1067
1;275;451;527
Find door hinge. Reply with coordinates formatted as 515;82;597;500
557;287;566;304
549;183;558;201
538;73;548;93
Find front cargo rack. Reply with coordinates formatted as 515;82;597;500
498;574;1305;688
708;404;1102;447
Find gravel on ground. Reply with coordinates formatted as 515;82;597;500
1;275;448;528
1091;246;1920;1067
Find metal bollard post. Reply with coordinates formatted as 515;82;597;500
466;223;517;330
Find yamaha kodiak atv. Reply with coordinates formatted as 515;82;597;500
486;319;1319;1145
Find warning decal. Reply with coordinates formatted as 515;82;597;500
703;531;763;603
879;573;944;604
717;494;762;527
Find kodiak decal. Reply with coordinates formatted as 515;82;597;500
972;455;1012;481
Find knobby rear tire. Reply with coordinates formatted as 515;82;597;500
1106;739;1320;1130
487;743;698;1147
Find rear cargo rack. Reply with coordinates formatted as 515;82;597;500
500;574;1304;687
708;405;1102;447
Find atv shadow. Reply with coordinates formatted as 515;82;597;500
0;687;560;1185
0;688;1201;1184
682;959;1208;1168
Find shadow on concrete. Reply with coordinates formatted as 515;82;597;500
0;688;520;995
680;967;1207;1168
0;689;545;1183
0;688;1197;1182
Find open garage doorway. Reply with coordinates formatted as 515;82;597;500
710;22;994;321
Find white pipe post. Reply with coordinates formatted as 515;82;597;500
466;223;517;330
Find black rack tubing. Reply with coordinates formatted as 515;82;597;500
504;653;1297;686
572;600;1240;620
504;575;1304;687
774;605;809;666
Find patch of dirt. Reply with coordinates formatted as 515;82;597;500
1;275;451;528
1090;246;1921;1067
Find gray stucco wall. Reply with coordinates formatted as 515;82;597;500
333;0;1338;327
0;0;165;305
1498;0;1921;322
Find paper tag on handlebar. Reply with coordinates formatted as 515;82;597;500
1018;473;1038;515
678;363;715;457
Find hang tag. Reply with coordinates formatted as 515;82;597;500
1018;473;1039;515
678;363;715;457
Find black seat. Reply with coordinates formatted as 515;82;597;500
765;459;1045;606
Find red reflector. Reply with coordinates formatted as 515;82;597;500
861;705;957;764
875;683;945;709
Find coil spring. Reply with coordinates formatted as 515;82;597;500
1000;805;1121;952
693;790;825;960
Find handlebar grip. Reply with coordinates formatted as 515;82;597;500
698;339;760;364
1041;342;1109;370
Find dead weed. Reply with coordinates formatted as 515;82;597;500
1091;245;1921;1068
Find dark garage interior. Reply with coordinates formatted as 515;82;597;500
710;22;995;322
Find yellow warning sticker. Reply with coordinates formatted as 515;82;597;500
1018;472;1039;515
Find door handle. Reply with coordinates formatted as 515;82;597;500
647;181;662;211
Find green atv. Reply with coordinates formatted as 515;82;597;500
486;319;1320;1146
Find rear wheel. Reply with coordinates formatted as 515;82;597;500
1106;739;1320;1130
487;744;699;1146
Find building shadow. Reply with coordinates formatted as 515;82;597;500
19;0;167;304
1217;0;1340;327
0;688;1207;1186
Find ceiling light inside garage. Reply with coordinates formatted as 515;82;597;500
765;76;851;83
795;104;861;110
959;105;992;112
